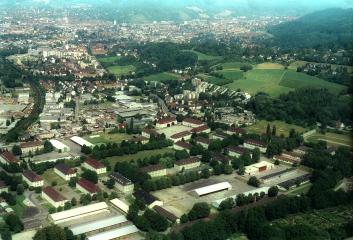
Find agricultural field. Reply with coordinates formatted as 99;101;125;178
255;63;284;69
245;120;309;137
279;70;346;94
219;61;246;70
107;65;135;76
143;72;181;82
225;69;291;97
84;133;132;145
216;69;244;80
305;132;353;147
196;73;233;86
105;148;175;167
184;50;223;61
97;56;121;63
272;204;353;231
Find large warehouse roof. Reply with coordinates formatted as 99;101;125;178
49;139;69;150
193;182;232;197
87;225;139;240
50;202;108;223
70;215;127;235
70;136;94;147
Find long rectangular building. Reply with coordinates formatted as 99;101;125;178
193;182;232;197
70;215;128;236
49;202;109;224
87;225;139;240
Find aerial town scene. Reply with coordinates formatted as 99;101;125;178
0;0;352;240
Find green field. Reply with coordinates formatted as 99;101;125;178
97;56;121;63
143;72;181;82
255;63;284;69
305;132;353;147
107;65;135;76
84;133;132;145
197;73;233;86
105;148;175;167
225;69;290;97
279;70;346;94
245;120;308;137
272;204;353;231
217;69;244;80
184;50;223;61
289;61;353;73
42;169;67;186
286;183;313;196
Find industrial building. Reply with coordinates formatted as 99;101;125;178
87;225;139;240
260;168;297;183
244;161;274;176
49;139;71;152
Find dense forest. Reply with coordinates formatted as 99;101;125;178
268;8;353;49
247;89;352;127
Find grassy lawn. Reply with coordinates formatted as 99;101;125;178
42;169;67;186
219;61;247;70
279;70;346;94
105;148;175;167
245;120;308;137
143;72;181;82
226;69;291;97
197;73;233;86
84;133;132;145
97;56;121;63
286;183;312;196
184;50;223;61
12;195;26;217
305;132;353;147
217;69;244;80
107;65;135;76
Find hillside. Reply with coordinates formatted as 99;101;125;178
268;8;353;49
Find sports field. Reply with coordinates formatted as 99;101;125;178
107;65;135;76
305;132;353;147
245;120;308;137
143;72;181;82
105;148;175;167
97;56;121;63
84;133;132;145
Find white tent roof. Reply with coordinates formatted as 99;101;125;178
49;139;69;150
70;215;127;235
193;182;232;196
87;225;139;240
50;202;108;222
70;136;94;147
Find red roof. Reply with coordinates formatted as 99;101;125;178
195;136;211;145
245;139;267;148
43;186;66;202
175;156;200;166
191;125;210;133
0;151;18;164
183;118;203;125
157;117;176;125
174;141;193;150
228;127;246;134
77;178;99;194
85;158;105;169
170;131;191;139
228;146;246;155
23;170;43;182
55;163;75;175
20;141;43;149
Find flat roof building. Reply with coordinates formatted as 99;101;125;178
49;139;71;152
193;182;232;197
70;136;94;148
110;198;129;214
87;225;139;240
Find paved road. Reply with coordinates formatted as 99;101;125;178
150;94;175;117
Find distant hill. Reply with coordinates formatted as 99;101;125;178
268;8;353;49
2;1;353;23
